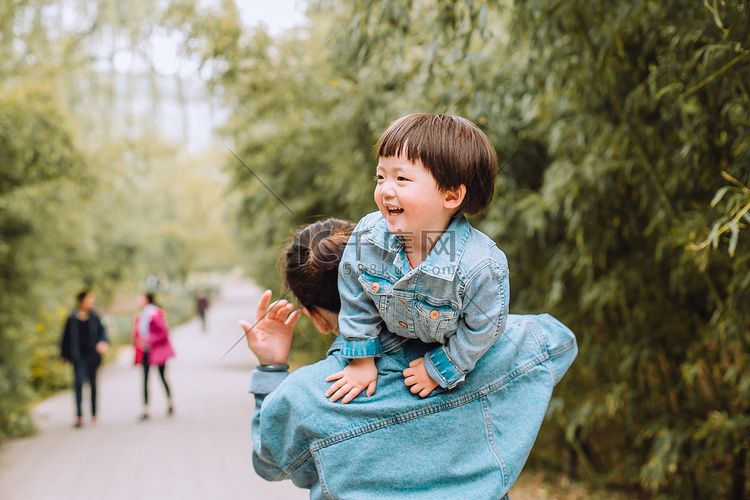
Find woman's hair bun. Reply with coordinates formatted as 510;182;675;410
280;218;355;313
310;232;344;272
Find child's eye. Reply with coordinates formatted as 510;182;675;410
374;175;384;181
397;176;408;181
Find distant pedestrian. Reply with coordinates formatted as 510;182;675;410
132;293;175;420
196;289;209;332
60;290;109;428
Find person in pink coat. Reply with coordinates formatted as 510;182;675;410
132;293;175;420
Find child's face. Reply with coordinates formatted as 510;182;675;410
374;156;456;239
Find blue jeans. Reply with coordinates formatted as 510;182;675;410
73;357;98;418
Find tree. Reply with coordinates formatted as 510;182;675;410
505;1;749;497
0;85;93;438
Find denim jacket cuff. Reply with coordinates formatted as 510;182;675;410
248;369;289;396
340;337;382;358
425;347;465;389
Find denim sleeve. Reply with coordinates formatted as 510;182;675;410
337;223;383;358
424;261;509;389
249;369;292;481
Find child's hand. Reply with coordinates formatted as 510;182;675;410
403;357;439;397
325;358;378;404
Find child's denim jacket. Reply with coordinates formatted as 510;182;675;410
338;211;510;389
249;314;578;499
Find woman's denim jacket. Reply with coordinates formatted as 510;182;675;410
249;314;578;500
337;211;510;389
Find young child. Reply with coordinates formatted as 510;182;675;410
325;113;509;403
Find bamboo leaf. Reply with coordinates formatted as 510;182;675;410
710;186;729;207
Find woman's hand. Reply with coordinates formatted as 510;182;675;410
239;289;302;366
95;341;109;355
403;357;439;398
325;357;378;403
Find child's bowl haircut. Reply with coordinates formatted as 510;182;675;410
375;113;498;216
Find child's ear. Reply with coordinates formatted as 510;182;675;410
443;184;466;210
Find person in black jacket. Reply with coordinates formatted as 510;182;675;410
60;290;109;427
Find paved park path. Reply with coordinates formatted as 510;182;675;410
0;280;308;500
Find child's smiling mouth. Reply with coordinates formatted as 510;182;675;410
386;206;404;217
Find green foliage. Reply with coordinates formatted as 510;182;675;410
194;0;749;497
506;1;750;497
0;84;92;438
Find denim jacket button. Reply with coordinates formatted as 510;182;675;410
398;321;408;328
371;282;380;292
430;310;440;319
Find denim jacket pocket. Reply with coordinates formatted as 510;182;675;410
414;300;459;343
358;274;393;316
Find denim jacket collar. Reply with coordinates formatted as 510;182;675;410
418;215;471;281
361;213;472;282
360;215;403;253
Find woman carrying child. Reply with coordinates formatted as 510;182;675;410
243;225;575;497
240;114;577;499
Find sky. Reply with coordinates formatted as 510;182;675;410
109;0;308;151
149;0;307;76
235;0;307;35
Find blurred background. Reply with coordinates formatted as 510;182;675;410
1;0;748;498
